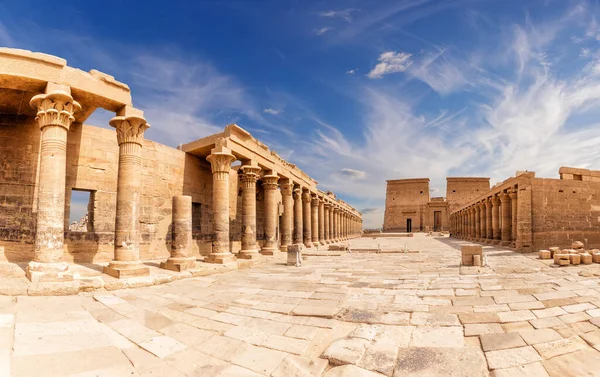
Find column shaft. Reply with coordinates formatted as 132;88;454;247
500;193;511;245
318;199;325;245
485;200;492;241
333;209;338;241
239;165;261;259
161;196;195;271
492;196;500;242
302;191;312;247
293;186;303;244
311;195;319;247
261;175;280;254
474;206;481;239
280;180;293;251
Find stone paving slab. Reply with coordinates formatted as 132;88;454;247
6;234;600;375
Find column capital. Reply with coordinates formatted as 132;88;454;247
491;195;501;205
206;146;236;179
292;186;303;200
302;190;312;203
262;174;279;190
30;86;81;131
508;190;518;199
240;165;261;187
110;115;150;146
324;202;332;209
499;192;510;202
311;193;319;207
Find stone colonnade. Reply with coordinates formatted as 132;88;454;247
204;150;363;264
449;188;518;248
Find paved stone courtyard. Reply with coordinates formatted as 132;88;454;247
3;234;600;376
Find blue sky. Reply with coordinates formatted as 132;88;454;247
4;0;600;228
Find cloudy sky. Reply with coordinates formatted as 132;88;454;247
3;0;600;228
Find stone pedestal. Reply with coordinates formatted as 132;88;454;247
461;245;483;266
261;174;280;255
238;164;261;259
26;84;81;282
205;145;236;264
104;108;150;278
287;244;303;267
280;180;294;252
161;196;196;272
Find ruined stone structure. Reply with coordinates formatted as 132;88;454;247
0;48;362;281
450;168;600;253
383;177;489;232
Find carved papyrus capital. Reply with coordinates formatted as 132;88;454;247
302;191;312;203
262;175;279;190
30;90;81;131
110;116;150;146
240;165;261;188
207;151;236;180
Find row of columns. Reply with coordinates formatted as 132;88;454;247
205;146;363;263
449;189;518;247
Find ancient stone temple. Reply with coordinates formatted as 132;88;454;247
0;48;362;282
383;177;489;232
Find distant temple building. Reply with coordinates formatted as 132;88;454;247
383;177;489;232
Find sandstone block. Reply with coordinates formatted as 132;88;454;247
473;255;481;266
538;250;551;259
593;253;600;263
287;244;303;266
570;253;581;265
572;241;584;249
461;245;482;266
581;253;593;264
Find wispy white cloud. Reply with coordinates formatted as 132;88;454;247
318;9;358;23
263;108;281;115
367;51;413;78
315;27;333;36
346;68;359;75
340;168;367;179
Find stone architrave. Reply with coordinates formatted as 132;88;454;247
509;190;518;243
500;192;511;246
324;203;331;243
280;179;294;251
311;194;319;247
302;190;312;248
318;197;325;245
204;145;236;264
293;185;303;245
239;163;261;259
261;174;280;255
491;195;501;244
161;196;196;271
104;107;151;278
26;83;81;283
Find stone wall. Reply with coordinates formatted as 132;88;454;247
530;177;600;251
383;179;430;232
446;177;490;213
0;121;217;263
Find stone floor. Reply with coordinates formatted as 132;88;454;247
3;234;600;376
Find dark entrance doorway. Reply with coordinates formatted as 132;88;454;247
433;211;442;231
406;218;412;233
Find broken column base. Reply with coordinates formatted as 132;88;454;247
287;244;304;267
26;261;74;283
103;260;150;279
160;257;197;272
237;250;261;260
205;252;237;264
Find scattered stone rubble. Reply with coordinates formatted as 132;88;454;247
540;241;600;266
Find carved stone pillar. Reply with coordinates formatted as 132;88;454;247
239;164;261;259
500;193;511;246
509;190;518;243
261;174;280;255
204;145;236;264
161;196;196;271
479;202;486;240
332;208;339;242
311;194;319;247
474;205;481;240
491;195;501;244
325;204;332;243
104;108;151;278
280;179;293;251
293;186;303;245
485;199;492;243
302;190;312;248
27;84;81;282
318;198;325;245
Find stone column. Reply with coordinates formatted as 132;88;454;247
318;198;325;245
324;204;331;243
311;194;319;247
492;195;501;243
293;186;303;245
467;208;472;238
239;164;261;259
204;145;236;264
104;107;152;278
500;193;511;246
302;190;312;248
485;199;492;243
332;208;339;242
26;84;81;282
261;174;280;255
474;205;481;240
161;196;196;271
479;202;486;240
280;179;293;251
509;190;518;243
